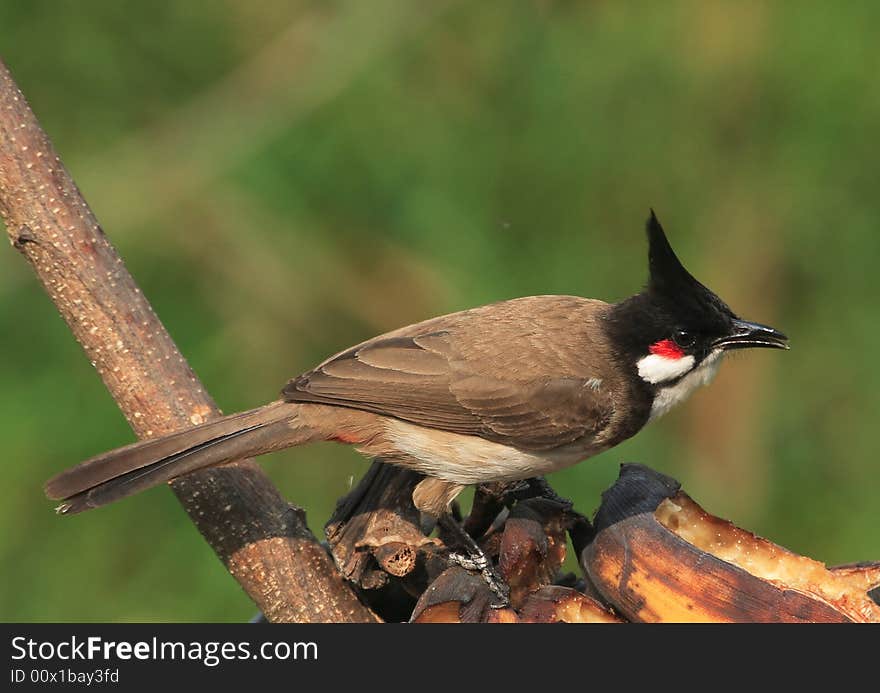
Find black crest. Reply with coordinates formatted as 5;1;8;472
644;210;735;326
647;209;701;298
604;212;739;366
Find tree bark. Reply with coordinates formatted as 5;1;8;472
0;58;375;623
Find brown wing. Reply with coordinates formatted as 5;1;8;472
282;296;616;451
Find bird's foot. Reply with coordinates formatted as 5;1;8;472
438;513;509;607
447;550;510;606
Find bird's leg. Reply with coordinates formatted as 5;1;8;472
437;513;510;606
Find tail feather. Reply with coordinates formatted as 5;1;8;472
45;401;304;514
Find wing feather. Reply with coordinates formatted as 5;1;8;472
282;297;616;451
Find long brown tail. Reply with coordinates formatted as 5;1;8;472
45;401;312;515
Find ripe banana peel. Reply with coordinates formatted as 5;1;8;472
581;464;880;623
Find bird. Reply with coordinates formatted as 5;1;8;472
45;212;788;525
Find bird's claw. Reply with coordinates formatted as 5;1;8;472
447;551;510;607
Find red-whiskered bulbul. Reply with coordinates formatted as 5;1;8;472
45;212;788;521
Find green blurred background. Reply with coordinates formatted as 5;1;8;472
1;1;878;621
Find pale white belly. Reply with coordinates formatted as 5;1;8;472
382;418;594;485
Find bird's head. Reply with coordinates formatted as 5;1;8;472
606;211;788;416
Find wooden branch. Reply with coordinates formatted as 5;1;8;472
327;462;425;587
325;461;448;619
0;58;375;623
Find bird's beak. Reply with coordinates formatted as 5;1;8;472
712;319;790;351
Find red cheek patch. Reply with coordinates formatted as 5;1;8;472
649;339;685;360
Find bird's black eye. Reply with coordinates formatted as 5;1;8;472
672;329;696;348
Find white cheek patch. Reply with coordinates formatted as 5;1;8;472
637;352;696;384
649;350;723;421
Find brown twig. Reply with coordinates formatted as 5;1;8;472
326;462;424;586
0;58;375;623
326;461;449;615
